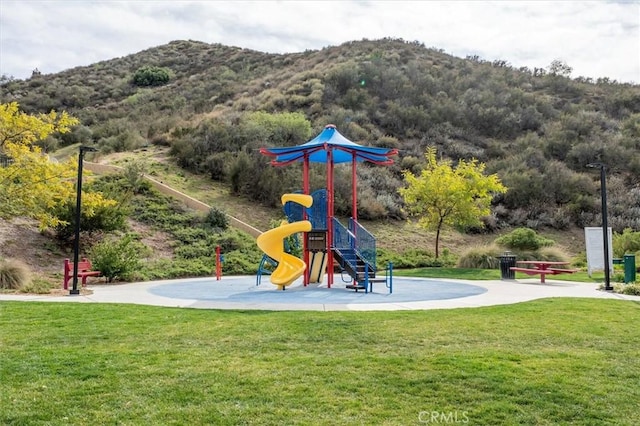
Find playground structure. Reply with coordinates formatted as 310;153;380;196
256;124;397;292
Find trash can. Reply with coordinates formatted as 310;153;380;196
623;254;636;283
498;251;516;280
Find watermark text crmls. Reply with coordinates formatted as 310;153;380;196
418;410;470;424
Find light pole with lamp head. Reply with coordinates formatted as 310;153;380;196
586;162;612;291
70;145;98;295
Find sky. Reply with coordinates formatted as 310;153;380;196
0;1;639;84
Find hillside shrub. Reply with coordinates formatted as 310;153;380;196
52;195;129;242
52;175;130;241
0;258;30;290
20;278;55;294
497;247;570;264
98;130;147;154
131;191;200;229
141;258;213;280
212;229;259;254
612;228;640;258
172;227;210;244
204;207;229;230
495;227;554;251
90;234;149;282
457;245;502;269
89;170;149;196
469;243;572;270
205;152;231;181
132;66;171;87
174;241;212;259
121;162;152;194
218;252;261;275
534;247;571;262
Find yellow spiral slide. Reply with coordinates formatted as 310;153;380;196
256;194;313;290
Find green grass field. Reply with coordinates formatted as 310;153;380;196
2;299;639;425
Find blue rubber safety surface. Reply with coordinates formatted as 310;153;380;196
148;276;487;305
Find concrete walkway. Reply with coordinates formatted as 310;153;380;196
1;276;638;311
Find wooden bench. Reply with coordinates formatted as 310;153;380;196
63;258;101;289
510;266;578;284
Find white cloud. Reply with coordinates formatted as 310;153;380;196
0;0;638;83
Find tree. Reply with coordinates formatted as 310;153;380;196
0;101;78;149
399;147;506;258
547;59;572;77
132;66;171;87
0;102;114;228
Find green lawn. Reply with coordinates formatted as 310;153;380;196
2;299;639;425
398;267;502;280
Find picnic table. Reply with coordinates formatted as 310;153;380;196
510;260;578;284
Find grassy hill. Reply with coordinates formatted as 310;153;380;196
2;38;639;231
1;38;639;285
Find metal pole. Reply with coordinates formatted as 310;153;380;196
600;165;612;291
70;146;97;295
70;149;84;295
587;162;612;291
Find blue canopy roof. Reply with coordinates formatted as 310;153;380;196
260;125;397;165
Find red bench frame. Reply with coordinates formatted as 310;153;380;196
63;258;101;289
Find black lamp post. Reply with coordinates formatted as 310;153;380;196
586;162;612;291
70;145;98;295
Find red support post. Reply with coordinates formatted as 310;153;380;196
215;245;222;280
303;154;310;286
327;146;334;288
63;258;71;290
352;155;357;221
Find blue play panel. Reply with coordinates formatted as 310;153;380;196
148;276;487;305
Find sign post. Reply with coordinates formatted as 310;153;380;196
585;226;613;278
